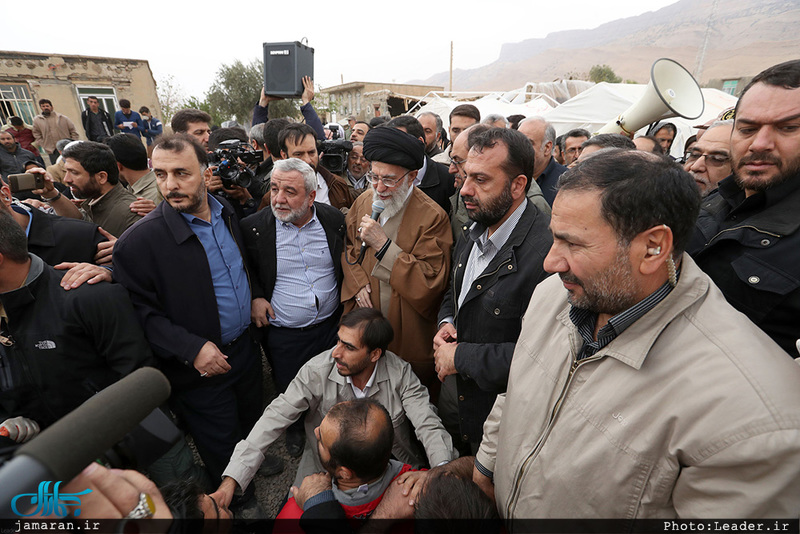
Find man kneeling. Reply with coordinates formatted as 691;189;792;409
211;309;454;508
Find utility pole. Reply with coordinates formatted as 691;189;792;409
694;0;718;84
449;41;454;94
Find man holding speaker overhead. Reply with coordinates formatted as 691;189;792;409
341;127;452;394
688;59;800;358
0;210;152;444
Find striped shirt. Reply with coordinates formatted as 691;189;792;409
271;206;338;328
569;272;679;361
457;200;527;309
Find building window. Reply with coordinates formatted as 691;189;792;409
76;86;118;114
722;80;738;95
0;84;36;125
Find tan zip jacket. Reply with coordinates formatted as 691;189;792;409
477;254;800;519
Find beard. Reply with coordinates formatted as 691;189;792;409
271;199;310;224
733;150;800;193
561;244;641;316
70;176;101;200
374;179;412;220
42;110;51;117
461;181;514;228
166;182;206;215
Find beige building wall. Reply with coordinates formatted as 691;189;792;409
0;51;161;157
322;81;444;120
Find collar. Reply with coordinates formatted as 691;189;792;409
718;173;800;235
569;273;676;360
180;193;222;226
345;363;378;394
413;157;428;187
163;193;231;245
467;200;527;254
559;255;704;370
278;204;318;230
332;460;405;504
87;183;121;207
11;202;32;237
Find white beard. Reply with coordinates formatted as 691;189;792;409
373;180;412;221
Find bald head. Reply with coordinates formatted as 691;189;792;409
518;117;554;177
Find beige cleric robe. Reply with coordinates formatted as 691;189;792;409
342;188;453;391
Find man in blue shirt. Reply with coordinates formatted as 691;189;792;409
240;157;345;456
114;99;144;139
113;133;277;489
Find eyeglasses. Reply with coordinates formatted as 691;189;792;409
684;150;731;167
366;169;412;187
349;154;369;164
449;157;466;172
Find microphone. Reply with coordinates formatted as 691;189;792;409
0;367;171;517
359;200;385;256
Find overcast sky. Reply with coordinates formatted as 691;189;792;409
9;0;679;99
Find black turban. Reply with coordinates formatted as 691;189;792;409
362;127;425;171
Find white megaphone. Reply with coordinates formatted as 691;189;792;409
598;58;705;135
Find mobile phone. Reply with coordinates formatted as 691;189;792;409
8;173;44;193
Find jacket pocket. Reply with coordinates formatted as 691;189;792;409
730;253;800;320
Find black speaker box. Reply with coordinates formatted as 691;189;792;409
263;41;315;97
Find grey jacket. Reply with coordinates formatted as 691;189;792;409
477;254;800;519
224;349;455;490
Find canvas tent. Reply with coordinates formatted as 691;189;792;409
410;91;558;130
541;82;738;158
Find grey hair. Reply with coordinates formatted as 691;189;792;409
417;111;443;133
520;116;556;147
482;114;509;127
273;157;317;195
707;119;734;131
249;122;268;146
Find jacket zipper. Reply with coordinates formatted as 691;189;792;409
505;352;602;518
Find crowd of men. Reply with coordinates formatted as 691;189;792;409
1;58;800;527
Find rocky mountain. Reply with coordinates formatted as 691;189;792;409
411;0;799;90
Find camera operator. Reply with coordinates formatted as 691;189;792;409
318;123;352;178
258;123;355;212
0;210;153;445
207;128;262;219
249;118;291;191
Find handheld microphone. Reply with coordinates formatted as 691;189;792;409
0;367;171;517
359;200;385;256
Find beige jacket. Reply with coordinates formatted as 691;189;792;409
32;112;79;153
477;254;800;519
224;349;455;490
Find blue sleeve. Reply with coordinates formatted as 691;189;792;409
301;103;325;140
113;111;123;127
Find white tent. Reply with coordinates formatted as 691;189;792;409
410;92;556;130
541;83;738;158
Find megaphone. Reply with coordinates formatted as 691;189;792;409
598;58;705;135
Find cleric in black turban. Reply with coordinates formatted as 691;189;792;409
362;126;425;171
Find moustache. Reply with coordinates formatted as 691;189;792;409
560;273;583;287
738;152;782;169
461;195;478;206
166;192;188;200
